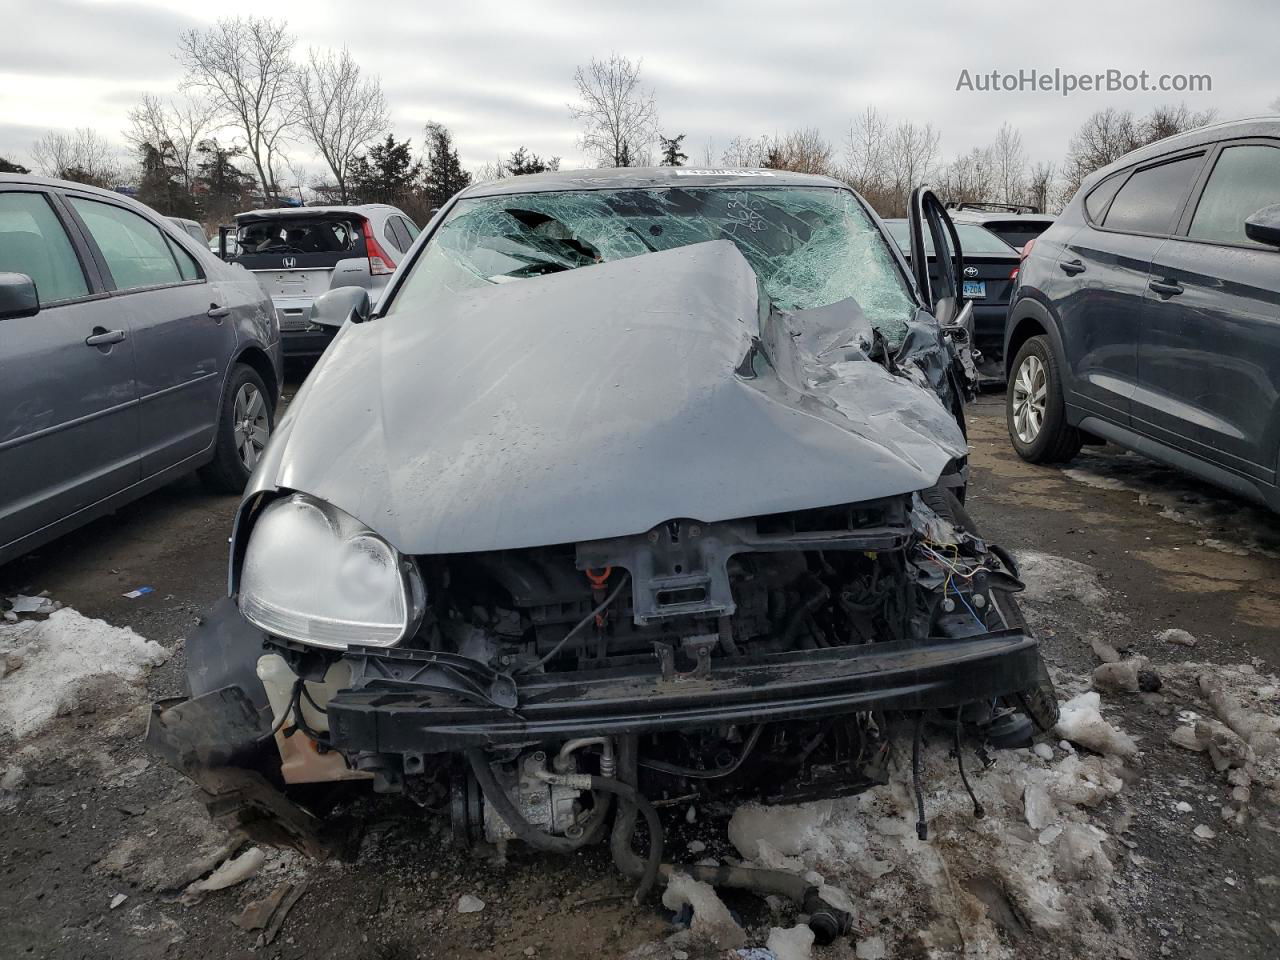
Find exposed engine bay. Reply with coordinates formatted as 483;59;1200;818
151;486;1054;941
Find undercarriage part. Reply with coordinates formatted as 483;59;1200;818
912;714;928;841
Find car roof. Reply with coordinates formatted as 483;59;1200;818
460;166;849;199
234;204;397;220
0;172;166;212
1083;115;1280;190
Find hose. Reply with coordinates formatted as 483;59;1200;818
655;864;850;945
589;774;663;904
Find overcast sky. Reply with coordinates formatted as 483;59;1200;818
0;0;1274;181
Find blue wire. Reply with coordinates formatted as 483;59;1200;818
949;579;986;628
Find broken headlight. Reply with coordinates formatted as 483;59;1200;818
239;494;424;649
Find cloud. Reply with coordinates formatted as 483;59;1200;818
0;0;1271;177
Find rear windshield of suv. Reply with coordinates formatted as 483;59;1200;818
231;215;366;268
387;186;918;343
977;220;1053;249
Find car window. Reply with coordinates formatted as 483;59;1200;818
383;219;403;253
0;191;89;304
1103;155;1203;235
402;217;420;241
70;197;183;291
185;223;207;244
1188;144;1280;246
391;217;414;250
883;220;1015;256
1085;174;1126;223
387;186;919;343
166;236;202;281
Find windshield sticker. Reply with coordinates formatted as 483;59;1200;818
674;169;777;177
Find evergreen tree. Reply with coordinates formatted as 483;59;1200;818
659;134;687;167
194;139;255;224
506;146;559;176
0;157;30;174
349;134;422;205
422;123;472;210
136;141;198;219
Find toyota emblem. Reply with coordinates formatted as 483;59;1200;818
283;257;297;269
963;266;979;278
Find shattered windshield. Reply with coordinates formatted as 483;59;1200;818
385;186;917;342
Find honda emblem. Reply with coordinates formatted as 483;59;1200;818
963;266;979;278
283;257;297;269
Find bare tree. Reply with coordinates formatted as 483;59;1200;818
837;108;896;212
1061;108;1140;197
992;123;1027;205
887;120;940;216
763;128;834;175
125;93;218;194
32;128;120;187
177;16;299;202
1141;103;1217;143
1061;103;1216;201
569;54;658;167
720;135;770;168
939;146;996;206
1025;162;1056;214
297;46;388;202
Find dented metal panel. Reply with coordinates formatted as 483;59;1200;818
251;240;967;555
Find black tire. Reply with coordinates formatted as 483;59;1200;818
925;486;1060;734
1006;335;1082;464
200;364;275;494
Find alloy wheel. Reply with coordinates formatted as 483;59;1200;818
232;382;269;471
1012;354;1047;444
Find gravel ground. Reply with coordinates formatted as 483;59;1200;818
0;389;1276;960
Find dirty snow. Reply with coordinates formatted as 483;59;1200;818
0;608;169;740
1014;550;1109;607
727;725;1135;958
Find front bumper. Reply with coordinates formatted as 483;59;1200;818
326;629;1041;754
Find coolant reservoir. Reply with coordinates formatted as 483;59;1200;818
256;653;369;784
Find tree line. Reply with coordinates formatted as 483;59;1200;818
1;29;1242;227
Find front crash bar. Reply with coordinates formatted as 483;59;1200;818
325;629;1042;754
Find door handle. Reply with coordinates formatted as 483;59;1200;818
207;304;231;319
85;327;126;346
1149;279;1184;297
1059;259;1086;275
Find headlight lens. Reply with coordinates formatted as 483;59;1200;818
239;494;423;649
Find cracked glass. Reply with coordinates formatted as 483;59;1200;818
386;186;916;343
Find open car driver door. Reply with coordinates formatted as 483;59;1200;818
908;185;979;396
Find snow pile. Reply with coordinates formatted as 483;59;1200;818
660;872;747;949
0;608;169;740
1055;690;1139;758
728;722;1136;959
1159;659;1280;818
1013;550;1109;607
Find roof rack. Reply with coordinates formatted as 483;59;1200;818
948;201;1042;215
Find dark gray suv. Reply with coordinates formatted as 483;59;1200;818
1005;117;1280;509
0;175;283;566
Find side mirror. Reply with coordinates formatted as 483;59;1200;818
0;272;39;320
1245;204;1280;247
308;286;371;329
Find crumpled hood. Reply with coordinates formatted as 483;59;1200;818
254;240;966;554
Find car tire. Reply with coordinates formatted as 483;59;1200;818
1006;335;1082;464
200;364;275;494
925;486;1060;736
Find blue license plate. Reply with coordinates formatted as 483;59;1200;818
962;280;986;299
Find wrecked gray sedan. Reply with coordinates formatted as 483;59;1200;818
151;169;1056;940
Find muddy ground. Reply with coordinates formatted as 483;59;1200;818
1;389;1277;960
